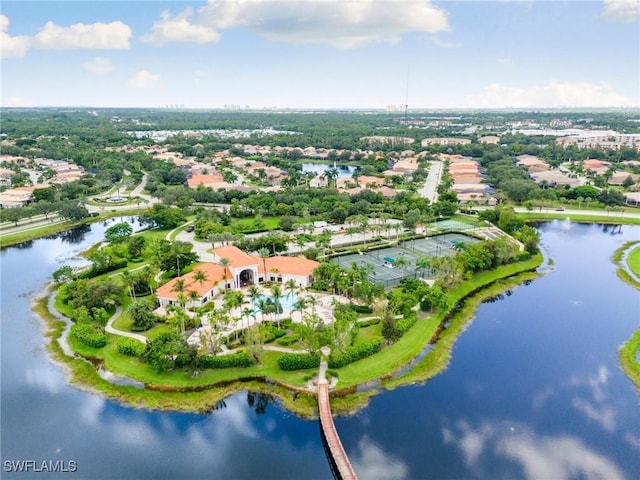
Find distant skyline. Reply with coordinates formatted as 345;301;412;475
1;1;639;110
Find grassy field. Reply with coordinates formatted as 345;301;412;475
518;212;640;225
619;329;640;390
626;245;640;277
230;216;281;232
610;241;640;390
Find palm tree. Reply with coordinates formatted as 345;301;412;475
121;269;135;300
247;285;261;305
142;265;155;295
270;284;283;329
291;297;307;323
193;268;208;287
416;256;432;278
256;297;268;323
357;215;369;244
241;307;255;332
258;247;269;282
394;256;409;275
285;278;298;302
172;278;186;310
188;289;200;309
306;294;318;315
219;257;230;288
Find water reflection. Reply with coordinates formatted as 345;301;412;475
442;419;625;480
47;224;92;244
247;392;273;415
3;219;640;479
350;436;408;480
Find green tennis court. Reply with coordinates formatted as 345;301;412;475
429;219;476;231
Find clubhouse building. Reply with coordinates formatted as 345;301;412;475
156;246;319;308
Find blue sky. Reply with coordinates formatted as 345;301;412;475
1;1;638;109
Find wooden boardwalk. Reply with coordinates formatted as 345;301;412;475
317;379;358;480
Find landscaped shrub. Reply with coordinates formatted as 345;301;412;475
358;317;380;327
328;338;382;368
70;323;107;348
278;352;321;371
396;315;417;335
80;258;128;279
198;351;253;369
116;337;146;357
350;304;373;314
276;335;299;346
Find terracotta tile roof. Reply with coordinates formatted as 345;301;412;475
262;256;319;276
187;174;224;187
213;245;259;268
156;263;229;299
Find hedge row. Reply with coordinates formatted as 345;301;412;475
116;337;146;357
396;315;417;335
278;353;321;371
70;323;107;348
198;351;253;369
328;338;383;369
358;318;380;327
276;335;299;346
80;258;128;279
350;304;373;314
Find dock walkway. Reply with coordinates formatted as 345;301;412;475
317;355;358;480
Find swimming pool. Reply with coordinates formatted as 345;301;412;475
253;293;298;312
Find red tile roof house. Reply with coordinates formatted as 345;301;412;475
156;246;319;308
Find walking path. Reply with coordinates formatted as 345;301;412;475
104;306;148;343
316;348;358;480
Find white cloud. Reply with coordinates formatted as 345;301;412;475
142;0;450;49
497;57;514;67
34;20;132;50
193;69;208;84
2;95;34;107
82;57;115;75
350;436;408;480
465;81;638;108
445;419;625;480
571;397;616;432
128;70;161;89
141;8;220;45
429;36;462;48
0;14;31;58
601;0;640;22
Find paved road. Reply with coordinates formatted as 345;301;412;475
419;160;442;203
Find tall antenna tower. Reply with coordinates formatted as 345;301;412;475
404;78;409;121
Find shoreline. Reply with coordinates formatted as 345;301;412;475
611;241;640;390
36;253;544;417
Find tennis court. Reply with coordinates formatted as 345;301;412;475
429;219;477;232
406;233;480;257
405;237;450;257
333;247;425;287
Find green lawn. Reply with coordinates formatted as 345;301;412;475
46;250;543;415
518;212;640;225
626;245;640;277
619;328;640;389
230;216;281;232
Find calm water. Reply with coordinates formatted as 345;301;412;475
301;163;358;178
1;220;639;479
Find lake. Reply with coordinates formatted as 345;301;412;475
1;219;639;479
301;163;358;178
